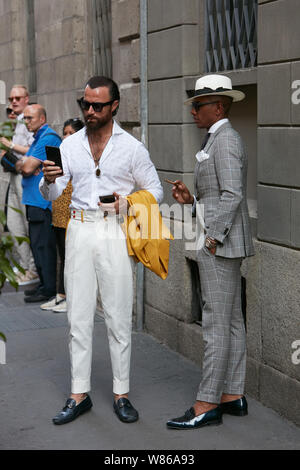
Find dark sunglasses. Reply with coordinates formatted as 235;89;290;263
191;100;220;111
8;96;26;103
77;97;115;113
6;107;14;116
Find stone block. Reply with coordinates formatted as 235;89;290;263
145;229;197;323
148;26;199;80
112;0;140;42
62;17;86;55
63;0;85;18
112;40;134;85
0;0;14;15
258;0;300;64
54;55;75;91
258;64;291;125
35;23;63;62
257;185;291;245
148;78;194;124
149;124;204;173
291;190;300;248
118;82;140;124
0;42;13;72
34;0;64;32
130;38;140;82
260;363;300;426
259;243;300;381
36;60;56;94
0;12;12;44
148;0;199;32
291;61;300;125
74;53;90;89
144;304;180;352
258;128;300;188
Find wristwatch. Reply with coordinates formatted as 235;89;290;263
205;237;217;249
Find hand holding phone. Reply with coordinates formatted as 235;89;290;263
45;146;62;169
99;195;116;203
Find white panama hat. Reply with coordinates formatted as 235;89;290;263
184;74;245;104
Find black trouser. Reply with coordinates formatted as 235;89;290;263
26;205;57;297
54;226;66;295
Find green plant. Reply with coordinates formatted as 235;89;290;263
0;119;16;150
0;207;29;343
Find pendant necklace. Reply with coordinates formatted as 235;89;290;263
89;138;101;178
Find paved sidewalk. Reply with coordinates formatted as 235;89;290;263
0;283;299;450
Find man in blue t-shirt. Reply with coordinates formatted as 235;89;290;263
16;104;61;303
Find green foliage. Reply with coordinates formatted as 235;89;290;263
0;208;28;291
0;119;17;150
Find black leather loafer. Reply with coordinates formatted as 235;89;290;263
52;395;93;425
113;397;139;423
220;396;248;416
166;406;222;430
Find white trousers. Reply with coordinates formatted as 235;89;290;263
65;210;133;395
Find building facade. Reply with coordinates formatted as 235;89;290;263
0;0;299;425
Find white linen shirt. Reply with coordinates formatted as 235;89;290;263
13;113;34;159
39;120;163;210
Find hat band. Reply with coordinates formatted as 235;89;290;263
193;87;232;97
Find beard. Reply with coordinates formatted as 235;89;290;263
84;113;111;136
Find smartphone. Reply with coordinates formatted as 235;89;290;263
99;195;115;203
45;146;62;169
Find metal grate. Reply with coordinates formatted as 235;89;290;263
92;0;112;77
205;0;258;73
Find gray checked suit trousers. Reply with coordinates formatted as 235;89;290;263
196;248;246;403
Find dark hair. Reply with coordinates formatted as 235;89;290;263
63;118;84;133
85;76;120;116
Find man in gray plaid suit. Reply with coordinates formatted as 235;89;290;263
166;74;255;430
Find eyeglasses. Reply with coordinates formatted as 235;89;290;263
23;116;33;121
191;100;220;111
77;97;114;113
8;96;27;103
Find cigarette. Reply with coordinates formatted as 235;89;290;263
164;178;178;185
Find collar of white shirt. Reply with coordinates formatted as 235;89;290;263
208;118;229;134
82;119;123;144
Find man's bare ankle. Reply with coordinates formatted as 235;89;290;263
221;393;243;403
70;393;87;405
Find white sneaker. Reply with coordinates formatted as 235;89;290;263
40;294;65;311
52;299;67;313
16;270;39;286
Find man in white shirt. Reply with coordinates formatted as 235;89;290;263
0;85;37;286
40;76;163;425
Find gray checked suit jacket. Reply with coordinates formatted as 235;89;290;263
194;121;254;258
